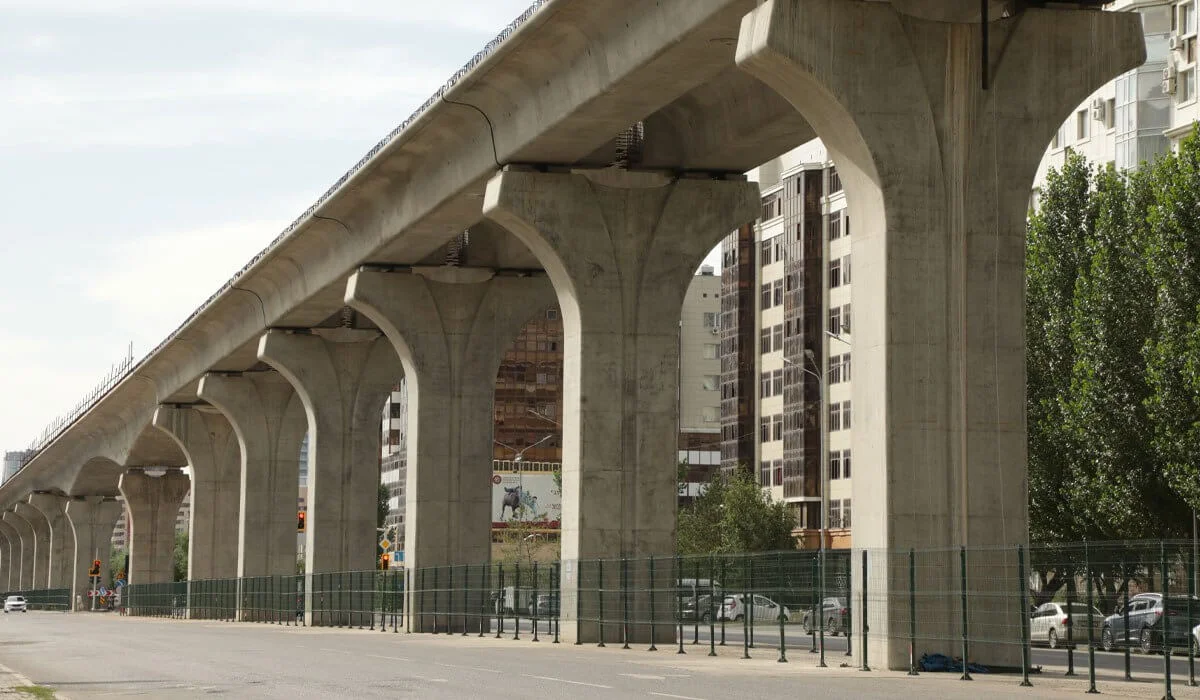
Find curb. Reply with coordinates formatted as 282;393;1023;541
0;659;69;700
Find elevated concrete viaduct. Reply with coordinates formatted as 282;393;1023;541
0;0;1139;670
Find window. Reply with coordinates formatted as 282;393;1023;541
829;258;842;288
772;369;783;396
842;255;851;285
702;406;719;423
772;414;783;442
702;375;719;391
829;355;842;385
761;193;782;221
842;353;851;382
829;212;842;241
829;500;842;528
842;499;851;528
772;324;783;351
829;306;842;335
841;304;851;333
829;167;842;194
761;240;773;267
1183;2;1196;35
773;459;783;487
1179;68;1195;104
829;402;842;431
773;279;784;307
761;328;771;355
1076;109;1089;141
760;460;771;485
829;451;841;480
761;283;771;309
702;343;719;360
844;215;850;238
760;371;771;398
842;401;852;429
1105;97;1116;130
760;417;770;443
546;308;559;320
843;449;851;479
703;312;719;330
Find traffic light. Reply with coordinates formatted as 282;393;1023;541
297;511;306;532
379;552;389;570
88;559;101;577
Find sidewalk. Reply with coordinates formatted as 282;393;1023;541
0;660;57;698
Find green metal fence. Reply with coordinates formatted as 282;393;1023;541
2;588;70;611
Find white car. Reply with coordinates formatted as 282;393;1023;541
1030;601;1102;648
1192;622;1200;656
4;595;27;613
719;594;791;623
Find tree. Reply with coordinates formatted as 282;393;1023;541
110;547;126;586
172;531;188;582
378;483;390;531
677;470;796;555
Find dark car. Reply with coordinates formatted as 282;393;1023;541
1101;593;1200;653
801;597;849;636
679;595;718;623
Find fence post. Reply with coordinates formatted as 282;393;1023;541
1066;559;1076;676
533;561;540;643
692;559;700;646
513;561;521;641
817;551;826;668
1189;544;1196;687
1162;541;1175;700
1123;586;1130;680
1085;541;1097;694
648;555;658;651
622;556;630;649
574;560;581;645
552;562;561;644
1018;545;1031;687
675;555;684;655
910;548;919;676
598;559;605;648
478;565;486;638
777;552;786;663
496;563;505;639
720;557;727;646
959;546;971;681
810;555;819;655
860;549;870;671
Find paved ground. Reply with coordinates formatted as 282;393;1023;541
2;612;1200;699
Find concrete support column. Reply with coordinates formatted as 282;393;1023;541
29;494;71;590
346;267;556;632
152;406;241;581
484;168;759;642
119;469;189;585
0;519;19;591
736;0;1144;668
197;371;306;580
13;503;50;590
2;511;35;590
257;329;400;625
65;497;123;609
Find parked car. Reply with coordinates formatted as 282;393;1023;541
679;595;717;623
3;595;27;613
1192;622;1200;656
719;594;790;623
533;593;558;617
1030;601;1103;648
800;597;849;636
1101;593;1199;653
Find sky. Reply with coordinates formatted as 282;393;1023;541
0;0;587;454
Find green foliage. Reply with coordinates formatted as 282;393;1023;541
109;547;126;586
1028;134;1200;542
677;470;796;555
378;483;390;531
172;531;188;582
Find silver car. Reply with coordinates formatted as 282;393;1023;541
1031;601;1102;648
3;595;27;613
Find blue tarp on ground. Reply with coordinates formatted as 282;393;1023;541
918;653;989;674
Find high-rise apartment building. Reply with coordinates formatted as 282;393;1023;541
1039;1;1200;178
720;138;852;550
2;450;28;485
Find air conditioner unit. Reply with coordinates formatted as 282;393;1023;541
1164;64;1179;95
710;327;720;335
1165;63;1179;80
1091;98;1106;122
1170;34;1185;52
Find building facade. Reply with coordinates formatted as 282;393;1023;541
1;451;28;486
720;139;853;550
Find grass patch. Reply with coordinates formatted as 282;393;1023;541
12;686;56;699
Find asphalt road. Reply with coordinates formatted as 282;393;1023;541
8;612;1198;699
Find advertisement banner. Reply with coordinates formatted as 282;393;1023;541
491;471;561;528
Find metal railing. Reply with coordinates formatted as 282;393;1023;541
3;588;70;611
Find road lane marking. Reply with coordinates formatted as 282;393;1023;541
649;693;709;700
435;662;503;673
318;648;411;662
620;673;667;680
521;674;612;688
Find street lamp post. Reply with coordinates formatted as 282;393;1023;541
495;434;556;516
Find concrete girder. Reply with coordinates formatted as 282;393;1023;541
345;267;556;632
65;496;123;609
28;493;72;590
736;0;1143;669
483;168;759;642
119;469;189;586
196;371;306;579
152;405;241;581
